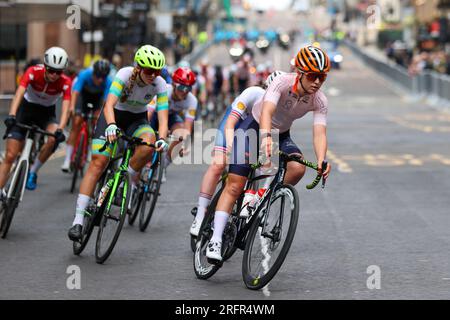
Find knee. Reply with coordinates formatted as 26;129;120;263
90;157;108;175
224;181;244;199
4;149;18;163
211;162;226;176
290;163;306;179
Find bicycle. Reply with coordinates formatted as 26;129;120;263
71;130;155;264
0;123;56;238
70;103;96;193
128;134;183;231
193;151;327;290
127;145;164;231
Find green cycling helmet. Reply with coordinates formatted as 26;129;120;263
134;45;166;70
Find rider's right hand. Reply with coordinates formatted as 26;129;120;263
4;115;16;129
105;123;118;143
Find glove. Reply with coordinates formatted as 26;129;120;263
155;139;169;151
4;115;16;129
105;123;118;142
54;129;66;143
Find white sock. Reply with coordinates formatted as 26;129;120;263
73;194;91;226
196;195;211;224
211;211;229;243
128;165;139;187
64;145;74;165
30;159;43;174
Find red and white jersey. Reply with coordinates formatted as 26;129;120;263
20;65;72;107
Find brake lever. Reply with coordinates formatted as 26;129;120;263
321;160;328;189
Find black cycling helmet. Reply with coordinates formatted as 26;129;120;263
93;59;111;78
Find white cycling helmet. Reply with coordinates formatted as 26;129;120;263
265;70;285;87
44;47;69;70
178;60;190;68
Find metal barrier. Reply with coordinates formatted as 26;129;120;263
344;40;450;107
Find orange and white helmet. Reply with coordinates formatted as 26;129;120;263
295;45;330;73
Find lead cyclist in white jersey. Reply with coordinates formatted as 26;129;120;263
68;45;170;241
206;46;333;261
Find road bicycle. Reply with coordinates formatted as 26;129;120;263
70;103;96;193
0;123;56;238
71;130;155;264
193;151;327;290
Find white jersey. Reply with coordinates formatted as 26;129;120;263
229;86;265;121
109;66;168;114
148;84;198;121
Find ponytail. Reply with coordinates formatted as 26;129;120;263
120;67;139;103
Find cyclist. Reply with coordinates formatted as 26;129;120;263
148;67;198;171
234;53;253;94
190;71;284;237
205;46;332;261
67;45;170;241
0;47;70;194
61;59;112;172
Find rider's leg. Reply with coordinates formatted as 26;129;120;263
196;151;227;224
280;134;305;185
29;122;58;175
0;139;24;190
129;128;156;186
63;114;83;169
72;152;110;226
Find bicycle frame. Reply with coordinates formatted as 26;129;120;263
7;131;35;202
71;109;95;166
103;142;133;215
143;150;159;193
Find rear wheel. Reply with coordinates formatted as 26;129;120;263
95;173;131;264
0;160;27;239
70;133;85;193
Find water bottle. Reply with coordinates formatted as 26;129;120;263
97;180;113;208
239;189;257;218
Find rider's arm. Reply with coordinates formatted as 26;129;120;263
57;77;73;130
259;101;276;156
58;99;71;130
155;91;169;140
103;93;118;125
312;93;330;178
70;91;79;114
8;85;26;116
224;113;239;152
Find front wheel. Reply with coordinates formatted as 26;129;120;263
95;173;131;264
139;154;164;232
0;160;27;239
242;184;299;290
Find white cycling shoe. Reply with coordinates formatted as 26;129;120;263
190;218;201;237
61;161;71;173
206;240;222;261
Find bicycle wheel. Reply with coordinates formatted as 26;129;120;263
95;173;131;264
73;205;98;255
242;184;299;290
193;209;222;279
70;133;85;193
128;182;143;226
138;153;164;232
0;160;27;239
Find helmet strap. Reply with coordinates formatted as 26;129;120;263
298;73;312;95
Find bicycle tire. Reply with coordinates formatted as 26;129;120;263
70;132;85;193
0;160;27;239
95;173;131;264
192;186;227;279
128;183;143;226
138;153;164;232
242;184;299;290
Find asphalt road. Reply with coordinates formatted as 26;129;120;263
1;22;450;300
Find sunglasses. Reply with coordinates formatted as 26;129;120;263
45;66;63;75
141;67;161;76
303;72;327;82
174;83;192;93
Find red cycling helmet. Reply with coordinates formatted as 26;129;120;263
172;67;196;86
